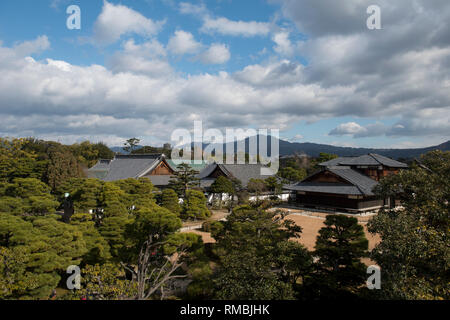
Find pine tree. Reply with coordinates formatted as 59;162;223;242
168;163;200;198
210;176;233;209
182;190;211;220
160;189;182;216
70;213;111;265
308;215;368;298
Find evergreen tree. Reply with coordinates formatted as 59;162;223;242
367;150;450;299
210;176;233;209
113;178;155;210
0;213;87;299
0;178;59;215
70;213;112;265
306;215;368;299
168;163;200;198
0;138;38;183
182;190;211;220
45;145;84;191
160;188;182;216
123;138;140;153
211;205;305;300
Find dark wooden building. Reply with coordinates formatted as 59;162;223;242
285;153;408;213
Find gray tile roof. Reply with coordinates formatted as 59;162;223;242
286;167;378;196
320;153;407;168
88;154;163;181
147;175;172;187
197;163;275;187
285;182;364;195
328;167;378;195
319;157;352;167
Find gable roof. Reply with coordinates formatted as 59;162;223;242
198;163;275;187
88;154;164;182
320;153;407;168
286;166;378;196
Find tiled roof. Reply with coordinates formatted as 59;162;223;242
285;182;363;195
320;153;407;168
197;163;275;187
147;175;172;187
286;167;378;196
88;154;162;181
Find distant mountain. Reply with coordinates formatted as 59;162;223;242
277;139;450;159
111;138;450;160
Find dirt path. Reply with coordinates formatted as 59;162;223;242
181;209;229;228
182;208;381;265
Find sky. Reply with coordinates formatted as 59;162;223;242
0;0;449;148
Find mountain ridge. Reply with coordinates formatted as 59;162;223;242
111;138;450;160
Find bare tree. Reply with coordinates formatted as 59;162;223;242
121;236;187;300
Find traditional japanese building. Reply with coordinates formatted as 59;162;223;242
88;154;176;187
285;153;408;213
197;163;276;190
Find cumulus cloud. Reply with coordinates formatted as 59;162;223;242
200;16;271;37
197;43;230;64
107;39;172;77
1;0;450;145
167;30;203;55
179;2;208;16
272;31;294;57
12;35;50;56
93;0;164;45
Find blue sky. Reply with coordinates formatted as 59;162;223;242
0;0;448;148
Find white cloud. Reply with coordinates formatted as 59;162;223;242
329;122;366;135
107;39;172;77
200;17;271;37
13;35;50;56
197;43;230;64
179;2;208;15
93;1;164;45
272;31;294;57
1;0;450;148
167;30;203;55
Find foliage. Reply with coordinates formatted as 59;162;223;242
0;246;44;299
367;150;450;300
123;138;141;153
57;178;104;213
247;178;267;196
168;163;200;198
211;205;306;300
127;206;182;253
0;138;38;183
210;176;233;209
306;215;368;299
69;141;114;168
70;213;111;265
113;178;155;210
73;263;136;300
160;188;182;216
0;213;87;299
182;190;211;220
278;167;307;184
264;176;282;194
0;178;59;215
